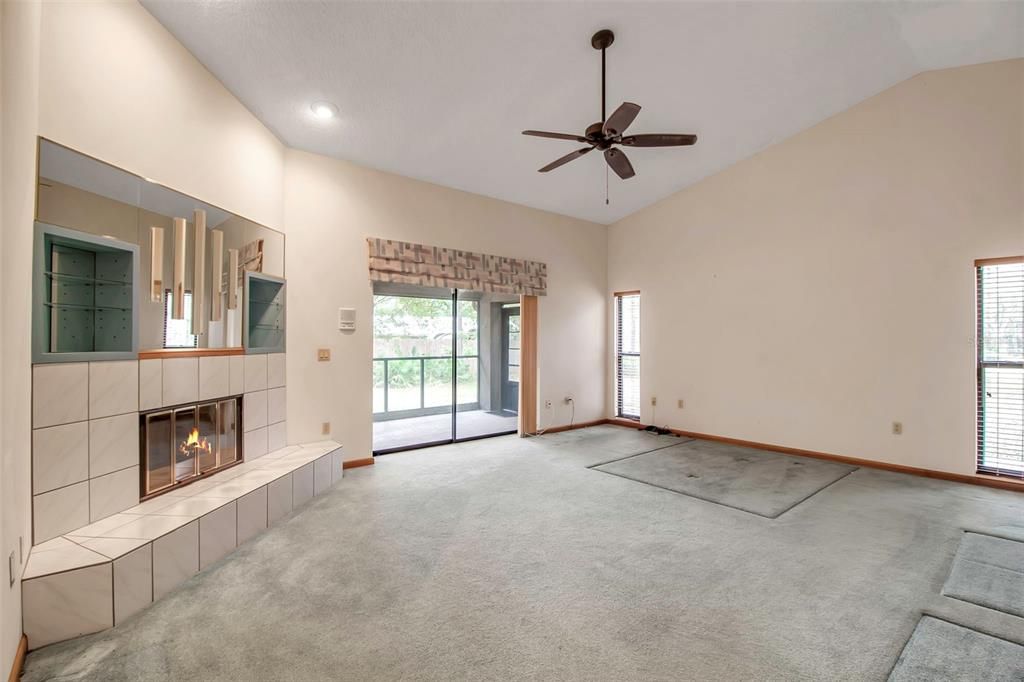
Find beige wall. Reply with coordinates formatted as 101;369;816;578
36;0;286;230
284;149;607;457
608;59;1024;476
1;0;42;673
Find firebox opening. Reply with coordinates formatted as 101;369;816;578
140;395;244;499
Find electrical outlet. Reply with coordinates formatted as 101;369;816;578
677;399;684;409
544;400;552;409
317;348;331;362
892;421;903;435
651;396;657;406
322;422;331;435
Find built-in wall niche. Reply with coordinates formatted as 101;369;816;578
244;272;286;354
32;222;139;362
35;138;285;354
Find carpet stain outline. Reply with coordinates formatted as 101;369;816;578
885;613;1024;681
588;442;859;519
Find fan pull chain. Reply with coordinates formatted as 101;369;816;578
605;164;610;205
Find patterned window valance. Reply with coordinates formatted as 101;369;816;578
367;238;547;296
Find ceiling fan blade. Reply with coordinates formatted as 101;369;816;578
604;148;635;179
602;102;641;137
523;130;589;143
621;133;698;147
538;146;593;173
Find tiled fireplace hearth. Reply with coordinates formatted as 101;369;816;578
23;351;348;649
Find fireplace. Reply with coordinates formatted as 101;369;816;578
140;396;243;498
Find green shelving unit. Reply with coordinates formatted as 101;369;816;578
33;222;139;363
243;271;286;354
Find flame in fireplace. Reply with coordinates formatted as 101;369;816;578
179;427;212;458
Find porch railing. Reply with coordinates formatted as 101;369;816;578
373;355;479;416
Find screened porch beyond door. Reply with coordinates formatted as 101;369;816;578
372;286;520;453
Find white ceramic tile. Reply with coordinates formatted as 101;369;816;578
198;356;230;401
243;354;268;392
88;413;137;478
33;363;89;428
24;538;108;579
34;482;90;543
89;466;140;522
23;563;113;648
88;360;138;419
268;421;287;452
66;513;138;539
79;536;150;560
243;390;268;431
314;454;332;496
102;514;192;541
153;521;198;600
267;353;286;388
237;487;267;545
121;490;191;515
244;426;268;460
139;359;163;411
114;544;152;625
267;475;292;524
267;387;286;425
162;357;198;407
263;445;300;460
229;355;245;395
293;463;315;508
33;422;89;494
199;502;236;570
152;497;233;520
331;448;345;485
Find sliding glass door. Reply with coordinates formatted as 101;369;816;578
453;290;520;441
372;286;520;453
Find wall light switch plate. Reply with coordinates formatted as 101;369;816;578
892;421;903;435
321;422;330;435
317;348;331;362
651;396;657;406
677;399;684;409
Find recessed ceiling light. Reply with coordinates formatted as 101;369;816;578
311;101;338;120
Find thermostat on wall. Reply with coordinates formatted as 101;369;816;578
338;307;356;331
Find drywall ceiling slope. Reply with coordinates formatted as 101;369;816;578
140;1;1022;225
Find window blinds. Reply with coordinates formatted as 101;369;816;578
616;293;641;420
976;258;1024;478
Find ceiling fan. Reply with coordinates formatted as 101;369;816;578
523;29;697;182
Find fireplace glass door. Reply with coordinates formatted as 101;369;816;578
142;396;242;498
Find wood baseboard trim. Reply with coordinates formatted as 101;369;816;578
535;419;608;435
342;457;375;470
602;420;1024;493
8;635;27;682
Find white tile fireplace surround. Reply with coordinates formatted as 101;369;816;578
23;440;345;648
31;353;288;543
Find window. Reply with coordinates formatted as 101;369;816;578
615;292;641;420
976;258;1023;478
164;290;197;349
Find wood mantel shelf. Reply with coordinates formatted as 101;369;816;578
138;347;245;360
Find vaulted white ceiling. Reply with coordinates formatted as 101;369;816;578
140;1;1022;225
